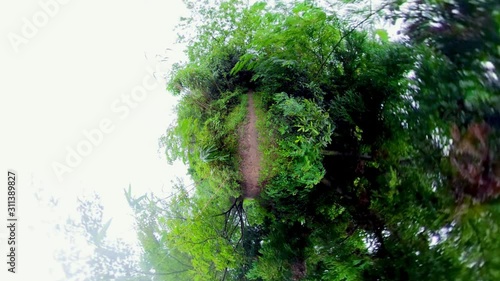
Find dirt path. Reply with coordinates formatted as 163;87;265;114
239;91;262;198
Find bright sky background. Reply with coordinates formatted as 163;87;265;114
0;0;189;280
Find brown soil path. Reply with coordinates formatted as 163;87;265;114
239;91;262;198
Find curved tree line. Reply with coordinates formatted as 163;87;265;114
153;0;500;280
58;0;500;280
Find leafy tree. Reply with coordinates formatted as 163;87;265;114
56;193;145;281
150;0;500;280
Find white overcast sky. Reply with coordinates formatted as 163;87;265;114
0;0;189;280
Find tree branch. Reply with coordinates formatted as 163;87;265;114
315;3;389;77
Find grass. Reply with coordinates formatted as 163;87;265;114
252;92;280;187
185;90;251;199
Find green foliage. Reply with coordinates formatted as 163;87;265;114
56;193;143;281
271;93;333;147
246;244;292;281
156;56;250;280
144;0;500;280
243;199;267;226
199;144;229;163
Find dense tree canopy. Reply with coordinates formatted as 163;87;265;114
65;0;499;280
153;0;500;280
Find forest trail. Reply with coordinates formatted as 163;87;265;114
239;91;262;198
